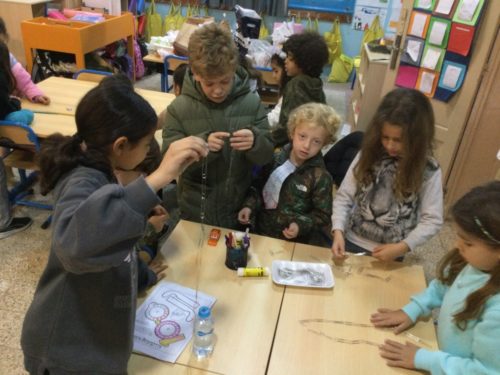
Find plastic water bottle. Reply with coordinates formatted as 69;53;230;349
192;306;214;359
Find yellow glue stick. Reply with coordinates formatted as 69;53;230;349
237;267;269;277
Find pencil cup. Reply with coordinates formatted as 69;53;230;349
224;231;250;270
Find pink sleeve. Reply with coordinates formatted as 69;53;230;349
11;62;44;101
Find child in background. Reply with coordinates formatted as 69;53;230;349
114;139;168;292
238;103;340;245
267;53;289;129
21;74;208;374
371;181;500;374
161;23;274;230
331;88;443;261
272;32;329;147
0;17;50;105
0;41;33;239
172;62;188;96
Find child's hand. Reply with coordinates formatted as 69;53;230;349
282;222;299;239
149;258;168;285
370;308;413;334
372;242;409;261
147;136;208;190
33;95;50;105
331;230;346;258
238;207;252;224
149;205;168;232
230;129;254;151
207;132;230;152
379;339;419;370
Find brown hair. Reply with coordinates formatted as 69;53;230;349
437;181;500;330
354;88;435;199
287;103;341;145
188;23;238;79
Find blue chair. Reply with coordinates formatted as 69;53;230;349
162;54;188;92
73;69;112;82
0;120;52;229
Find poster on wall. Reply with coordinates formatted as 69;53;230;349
353;6;387;31
395;0;485;102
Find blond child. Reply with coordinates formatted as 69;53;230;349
161;23;274;230
371;181;500;374
239;103;340;245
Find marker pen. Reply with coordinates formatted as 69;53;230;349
237;267;269;277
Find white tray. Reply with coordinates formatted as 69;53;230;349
271;260;334;288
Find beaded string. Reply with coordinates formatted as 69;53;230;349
195;156;208;304
300;319;380;347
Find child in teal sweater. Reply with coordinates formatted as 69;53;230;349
371;181;500;374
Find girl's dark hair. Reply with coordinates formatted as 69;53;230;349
270;53;289;95
282;31;328;77
437;181;500;330
0;41;16;93
38;74;157;194
0;17;8;41
173;63;188;90
354;88;435;198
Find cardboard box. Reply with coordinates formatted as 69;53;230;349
173;16;214;56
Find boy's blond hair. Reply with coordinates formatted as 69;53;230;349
188;23;239;79
287;103;341;144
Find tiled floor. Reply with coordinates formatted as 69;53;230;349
0;74;454;374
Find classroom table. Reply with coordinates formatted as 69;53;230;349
128;220;295;374
267;242;438;375
21;76;174;144
128;220;438;374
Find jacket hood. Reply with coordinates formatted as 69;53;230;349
292;74;325;99
181;66;251;107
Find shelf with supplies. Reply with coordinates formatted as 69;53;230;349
348;43;390;131
21;11;135;78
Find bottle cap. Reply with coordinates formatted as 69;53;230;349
198;306;211;319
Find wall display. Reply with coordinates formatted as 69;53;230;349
395;0;485;101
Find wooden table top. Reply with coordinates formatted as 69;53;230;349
22;77;173;144
267;243;438;375
129;220;295;374
129;221;438;374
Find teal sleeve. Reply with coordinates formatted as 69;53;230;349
414;299;500;374
402;279;448;322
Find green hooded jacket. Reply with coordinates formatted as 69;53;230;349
161;67;274;229
272;74;326;147
242;144;333;244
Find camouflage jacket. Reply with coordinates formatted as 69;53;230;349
242;144;333;243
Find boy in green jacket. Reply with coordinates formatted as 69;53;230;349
161;23;274;230
238;103;340;245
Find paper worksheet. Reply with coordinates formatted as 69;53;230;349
429;20;447;45
458;0;480;22
421;47;442;70
442;64;462;88
435;0;455;15
419;71;436;94
133;281;216;363
409;12;428;38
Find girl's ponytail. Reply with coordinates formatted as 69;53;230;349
38;133;86;195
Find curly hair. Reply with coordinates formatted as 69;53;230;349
188;23;239;79
354;88;435;199
282;32;329;77
437;181;500;330
287;103;341;144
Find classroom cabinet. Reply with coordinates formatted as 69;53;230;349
348;43;389;131
20;11;135;77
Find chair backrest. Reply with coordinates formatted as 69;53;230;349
73;69;112;82
0;120;41;152
324;131;364;187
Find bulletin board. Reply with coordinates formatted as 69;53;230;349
395;0;486;102
288;0;355;15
